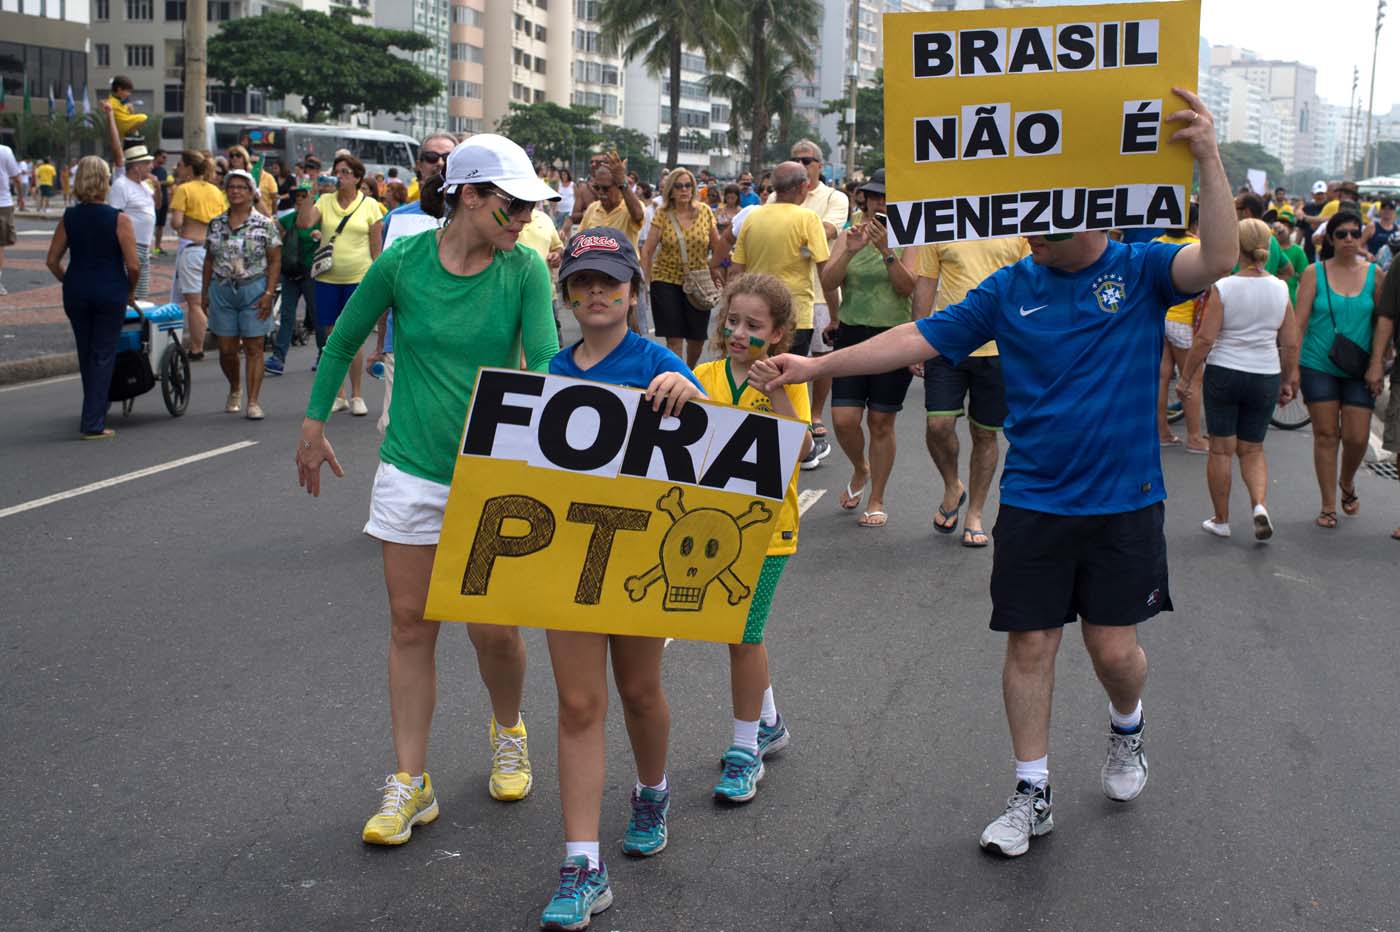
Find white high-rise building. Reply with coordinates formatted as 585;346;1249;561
623;49;739;175
1208;45;1320;173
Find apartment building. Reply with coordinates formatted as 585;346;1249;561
1209;46;1321;173
0;1;90;134
623;48;739;176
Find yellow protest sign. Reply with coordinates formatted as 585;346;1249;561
425;369;807;643
883;0;1200;246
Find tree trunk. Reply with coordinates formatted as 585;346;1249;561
748;10;768;175
666;32;682;167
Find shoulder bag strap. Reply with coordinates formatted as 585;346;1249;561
669;210;691;269
327;195;364;245
1319;260;1336;329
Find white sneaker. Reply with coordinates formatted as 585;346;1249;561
349;396;369;416
1252;505;1274;541
1201;517;1231;537
979;781;1053;857
1102;721;1149;801
331;396;350;413
245;402;265;421
225;390;241;414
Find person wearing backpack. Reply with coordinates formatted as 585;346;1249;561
267;183;319;375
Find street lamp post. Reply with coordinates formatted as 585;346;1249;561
1363;0;1386;178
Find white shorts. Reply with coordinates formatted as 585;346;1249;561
364;461;450;546
174;240;206;297
1164;320;1194;350
811;303;832;354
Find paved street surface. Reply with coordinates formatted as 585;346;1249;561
3;321;1398;931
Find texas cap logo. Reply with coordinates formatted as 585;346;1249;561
571;234;621;257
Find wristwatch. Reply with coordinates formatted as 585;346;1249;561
883;253;896;265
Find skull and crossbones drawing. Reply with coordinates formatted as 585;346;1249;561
624;486;772;611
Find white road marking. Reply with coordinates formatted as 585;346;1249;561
0;374;81;393
0;441;258;519
797;488;826;515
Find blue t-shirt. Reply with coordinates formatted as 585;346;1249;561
550;329;703;391
917;239;1189;516
739;191;761;208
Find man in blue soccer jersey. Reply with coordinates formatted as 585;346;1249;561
754;88;1237;858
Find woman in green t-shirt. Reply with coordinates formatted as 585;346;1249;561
1272;211;1308;304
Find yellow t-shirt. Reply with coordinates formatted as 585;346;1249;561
169;180;229;224
1153;233;1199;324
651;203;717;285
692;358;809;556
732;203;832;330
916;237;1030;356
406;176;420;203
314;192;387;284
517;209;562;264
579;198;643;246
35;163;56;187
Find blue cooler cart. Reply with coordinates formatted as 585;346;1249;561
112;301;190;417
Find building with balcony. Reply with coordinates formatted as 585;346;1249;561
0;1;90;149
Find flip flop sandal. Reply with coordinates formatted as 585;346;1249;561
1340;485;1360;516
934;490;968;534
962;527;989;548
1159;436;1182;447
811;421;828;439
1316;511;1338;529
840;482;865;511
859;510;888;528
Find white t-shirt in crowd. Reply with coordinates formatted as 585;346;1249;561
0;145;20;208
1210;275;1289;375
556;180;575;216
639;203;655;244
19;159;32;186
729;204;757;242
109;173;157;246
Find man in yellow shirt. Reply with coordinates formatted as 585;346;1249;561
35;158;57;213
913;236;1030;546
577;154;644;247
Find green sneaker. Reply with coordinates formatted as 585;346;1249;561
540;855;612;930
713;746;764;803
621;785;669;856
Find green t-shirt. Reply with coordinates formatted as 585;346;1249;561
306;230;559;485
1280;242;1307;304
839;246;912;329
278;211;318;276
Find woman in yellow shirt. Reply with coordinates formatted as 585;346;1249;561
639;168;725;367
169;150;229;359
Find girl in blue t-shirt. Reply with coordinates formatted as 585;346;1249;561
539;227;703;931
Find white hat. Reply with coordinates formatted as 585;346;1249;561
1312;180;1328;194
440;134;559;203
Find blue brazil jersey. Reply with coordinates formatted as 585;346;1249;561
917;239;1190;516
550;329;703;391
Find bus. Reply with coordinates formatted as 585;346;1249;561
159;115;419;180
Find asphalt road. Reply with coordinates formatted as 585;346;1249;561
3;339;1398;932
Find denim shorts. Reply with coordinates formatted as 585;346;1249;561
1202;365;1280;443
1298;365;1375;410
207;276;273;338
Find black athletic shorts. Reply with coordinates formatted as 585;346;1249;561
989;502;1172;632
650;281;711;342
923;354;1007;428
789;328;814;358
1203;364;1280;443
831;323;914;412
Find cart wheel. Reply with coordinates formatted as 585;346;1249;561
121;397;135;417
160;341;191;416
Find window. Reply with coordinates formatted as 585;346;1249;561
574;29;600;52
661;106;709;128
208;1;231;20
164;83;182;113
452;5;482;26
513;49;532;69
95;0;110;19
449;116;483;134
710;102;729;123
450;43;483;62
165;0;183;18
574;61;617;85
448;80;482;99
534;89;546;104
512;82;529;101
574;0;599;20
680;52;706;74
126;0;153;20
96;44;110;67
535;25;547;41
125;44;154;69
572;91;619;116
534;57;547;74
661;79;709;101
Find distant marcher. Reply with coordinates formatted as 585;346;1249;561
554;167;575;229
640;167;724;366
1367;267;1399;540
577;152;645;247
35;158;57;212
0;142;18;295
103;101;157;300
1154;206;1207;453
226;145;278;217
169;150;230;360
1363;199;1397;260
45;157;141;438
266;183;319;376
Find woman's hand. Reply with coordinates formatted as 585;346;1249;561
296;423;345;497
1279;377;1299;406
1366;361;1386;397
864;216;891;256
255;290;275;320
645;372;703;417
1176;376;1195;402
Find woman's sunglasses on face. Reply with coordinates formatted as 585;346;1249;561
1332;228;1362;241
487;188;536;217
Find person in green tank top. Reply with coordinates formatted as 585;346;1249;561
1292;210;1389;528
1271;212;1307;304
818;171;919;528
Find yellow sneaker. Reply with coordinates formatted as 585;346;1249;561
489;717;533;801
361;771;439;845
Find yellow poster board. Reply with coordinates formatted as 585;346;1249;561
425;369;807;643
883;0;1201;246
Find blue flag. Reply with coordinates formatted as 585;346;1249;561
65;84;75;118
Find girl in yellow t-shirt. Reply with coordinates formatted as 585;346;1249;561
691;273;812;803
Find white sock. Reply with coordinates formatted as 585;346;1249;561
565;841;600;870
760;686;778;726
410;773;425;789
497;715;523;731
635;773;668;795
1110;700;1144;732
1015;756;1049;789
732;718;760;753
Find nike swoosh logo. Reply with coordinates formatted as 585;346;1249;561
1019;305;1048;316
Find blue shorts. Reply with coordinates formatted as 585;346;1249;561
315;280;361;329
1298;365;1375;410
207;277;273;338
923;355;1007;428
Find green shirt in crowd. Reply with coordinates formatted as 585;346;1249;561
1279;241;1307;304
278;210;318;276
838;246;912;329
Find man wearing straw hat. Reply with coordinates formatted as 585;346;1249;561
103;100;158;300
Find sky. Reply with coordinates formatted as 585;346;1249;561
1200;0;1398;114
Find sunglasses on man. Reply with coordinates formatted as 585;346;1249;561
795;156;820;166
420;150;445;164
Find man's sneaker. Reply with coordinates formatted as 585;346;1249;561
757;714;791;759
361;771;439;845
540;855;612;930
979;781;1053;857
799;437;832;471
489;717;533;801
264;355;285;375
0;282;7;296
714;747;765;803
1102;720;1149;801
621;785;669;856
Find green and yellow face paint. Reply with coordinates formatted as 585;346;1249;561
490;206;511;228
723;327;769;360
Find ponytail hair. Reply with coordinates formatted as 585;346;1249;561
1237;218;1272;270
180;149;210;180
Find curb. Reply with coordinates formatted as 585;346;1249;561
0;352;79;386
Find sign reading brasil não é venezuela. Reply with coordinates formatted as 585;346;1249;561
883;0;1201;246
424;369;807;644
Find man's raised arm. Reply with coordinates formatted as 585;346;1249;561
1167;87;1238;295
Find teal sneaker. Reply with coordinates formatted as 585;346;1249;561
540;855;612;931
757;714;790;759
621;785;669;857
714;746;765;803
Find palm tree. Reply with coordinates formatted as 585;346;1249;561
596;0;735;167
706;49;803;164
736;0;821;174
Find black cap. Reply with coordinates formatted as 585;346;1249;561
559;227;642;283
858;168;886;196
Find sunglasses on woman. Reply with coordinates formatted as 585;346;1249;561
487;188;536;217
1332;228;1363;240
672;181;694;190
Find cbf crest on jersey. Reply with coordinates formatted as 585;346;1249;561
1092;272;1128;314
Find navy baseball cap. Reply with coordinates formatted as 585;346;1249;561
559;227;642;283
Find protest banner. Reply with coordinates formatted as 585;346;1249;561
424;369;807;643
882;0;1201;246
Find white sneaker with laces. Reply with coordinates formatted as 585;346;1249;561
225;390;241;413
331;396;350;413
1201;517;1231;537
245;402;265;420
1102;720;1149;801
979;781;1053;857
1252;505;1274;541
350;396;369;416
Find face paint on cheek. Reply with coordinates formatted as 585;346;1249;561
491;207;510;227
747;334;768;359
612;297;624;305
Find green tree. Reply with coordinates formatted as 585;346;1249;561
598;126;661;181
823;68;884;175
208;9;441;121
1217;141;1285;193
596;0;735;168
706;48;803;162
1351;141;1400;179
734;0;821;174
495;102;605;173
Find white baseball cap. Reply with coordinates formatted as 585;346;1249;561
1312;180;1327;194
440;134;559;203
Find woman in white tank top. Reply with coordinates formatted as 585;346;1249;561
1178;219;1301;541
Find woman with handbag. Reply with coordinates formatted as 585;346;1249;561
640;168;725;367
297;153;386;416
1293;211;1388;528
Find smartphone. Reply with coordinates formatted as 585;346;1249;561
874;211;888;225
